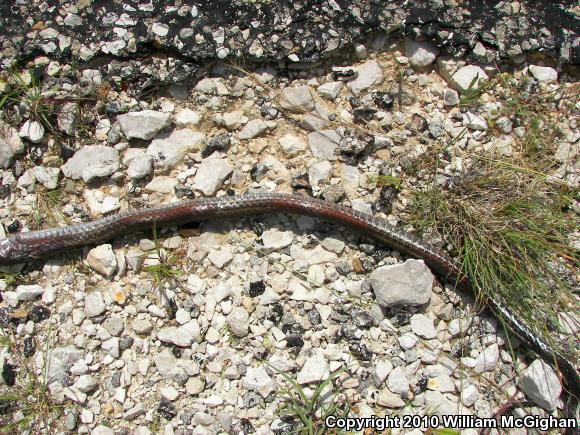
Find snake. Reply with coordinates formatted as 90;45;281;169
0;191;578;421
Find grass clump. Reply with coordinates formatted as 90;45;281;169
460;76;495;108
143;224;183;317
143;224;182;290
33;187;66;229
274;367;351;435
410;168;578;353
0;272;20;289
0;67;54;129
143;248;182;290
407;72;579;360
368;174;403;190
0;330;62;433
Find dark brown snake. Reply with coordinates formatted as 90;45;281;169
0;192;578;421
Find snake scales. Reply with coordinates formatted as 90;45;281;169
0;192;578;421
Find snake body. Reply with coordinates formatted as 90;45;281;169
0;192;578;416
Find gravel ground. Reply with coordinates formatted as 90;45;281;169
0;4;579;435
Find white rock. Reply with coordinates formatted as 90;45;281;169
379;318;398;334
369;259;434;307
350;198;372;214
63;387;87;404
238;119;268;140
431;373;455;393
75;374;98;393
376;388;405;408
16;170;35;189
83;189;120;216
102;337;120;357
496;116;513;134
123;404;146;421
297;350;330;384
19;120;45;143
15;284;44;301
398;333;418;350
308;160;332;188
410;314;437;339
144;176;177;193
114;387;126;404
186;377;205;395
160;386;180;401
269;354;294;372
127;154;154;180
4;292;20;308
473;42;487;57
223;110;244;131
175;109;202;126
463;112;487;130
28;166;60;189
518;359;562;411
103;316;124;336
404;39;439;67
243;367;275;398
305;245;337;265
321;235;345;254
227;307;249;337
153;350;181;377
424;390;445;410
186;274;206;294
347;60;383;95
57;102;79;135
175;309;191;325
157;321;200;347
84;291;106;317
484;134;513;157
278;134;306;156
443;89;460;106
448;65;489;93
207;248;233;269
448;318;473;336
387;366;409;396
42;286;57;304
0;119;25;168
70;359;89;375
117;110;172;140
81;69;102;86
308;129;341;160
317;81;343;100
147;129;205;171
474;343;499;373
279;86;315;113
195;78;218;94
288;277;314;301
87;244;117;277
46;346;84;383
61;145;119;182
192;157;233;195
460;384;479;407
259;287;280;305
528;65;558;83
132;319;153;334
372;360;393;386
261;229;294;250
